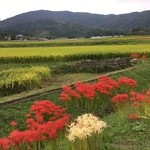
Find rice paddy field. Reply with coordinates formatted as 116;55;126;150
0;44;150;57
0;36;150;150
0;44;150;64
0;36;150;64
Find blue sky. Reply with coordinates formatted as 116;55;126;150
0;0;150;20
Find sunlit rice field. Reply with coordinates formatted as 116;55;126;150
0;44;150;57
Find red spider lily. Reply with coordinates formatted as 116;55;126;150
48;129;57;139
99;76;119;88
59;92;71;102
10;121;17;127
130;53;138;59
146;90;150;96
93;82;113;95
9;130;26;145
26;114;31;118
130;91;137;96
129;91;137;101
26;100;69;139
118;77;137;88
130;92;147;103
141;54;147;60
128;113;138;120
62;85;72;93
146;99;150;103
30;100;68;122
26;116;69;142
75;82;96;100
60;85;81;102
112;94;128;103
50;116;68;130
132;102;138;107
99;76;119;89
69;90;81;99
129;90;150;119
29;100;70;130
0;138;11;150
9;129;42;144
26;118;39;129
0;100;70;149
93;76;119;95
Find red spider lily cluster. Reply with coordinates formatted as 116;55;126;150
0;100;70;150
59;75;150;120
60;76;120;102
0;75;149;149
112;94;128;104
93;76;119;95
141;54;147;61
10;121;17;127
111;90;150;119
59;76;136;111
141;54;147;64
128;113;138;120
130;53;139;59
118;76;137;88
75;82;96;100
130;91;147;103
129;90;150;118
130;53;148;64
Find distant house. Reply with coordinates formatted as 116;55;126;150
4;36;11;41
16;34;24;40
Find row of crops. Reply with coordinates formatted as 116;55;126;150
0;45;150;63
0;66;51;96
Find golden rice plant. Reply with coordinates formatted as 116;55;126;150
0;66;51;96
0;44;150;63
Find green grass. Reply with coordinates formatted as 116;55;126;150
100;112;150;150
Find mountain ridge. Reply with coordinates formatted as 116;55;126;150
0;10;150;39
